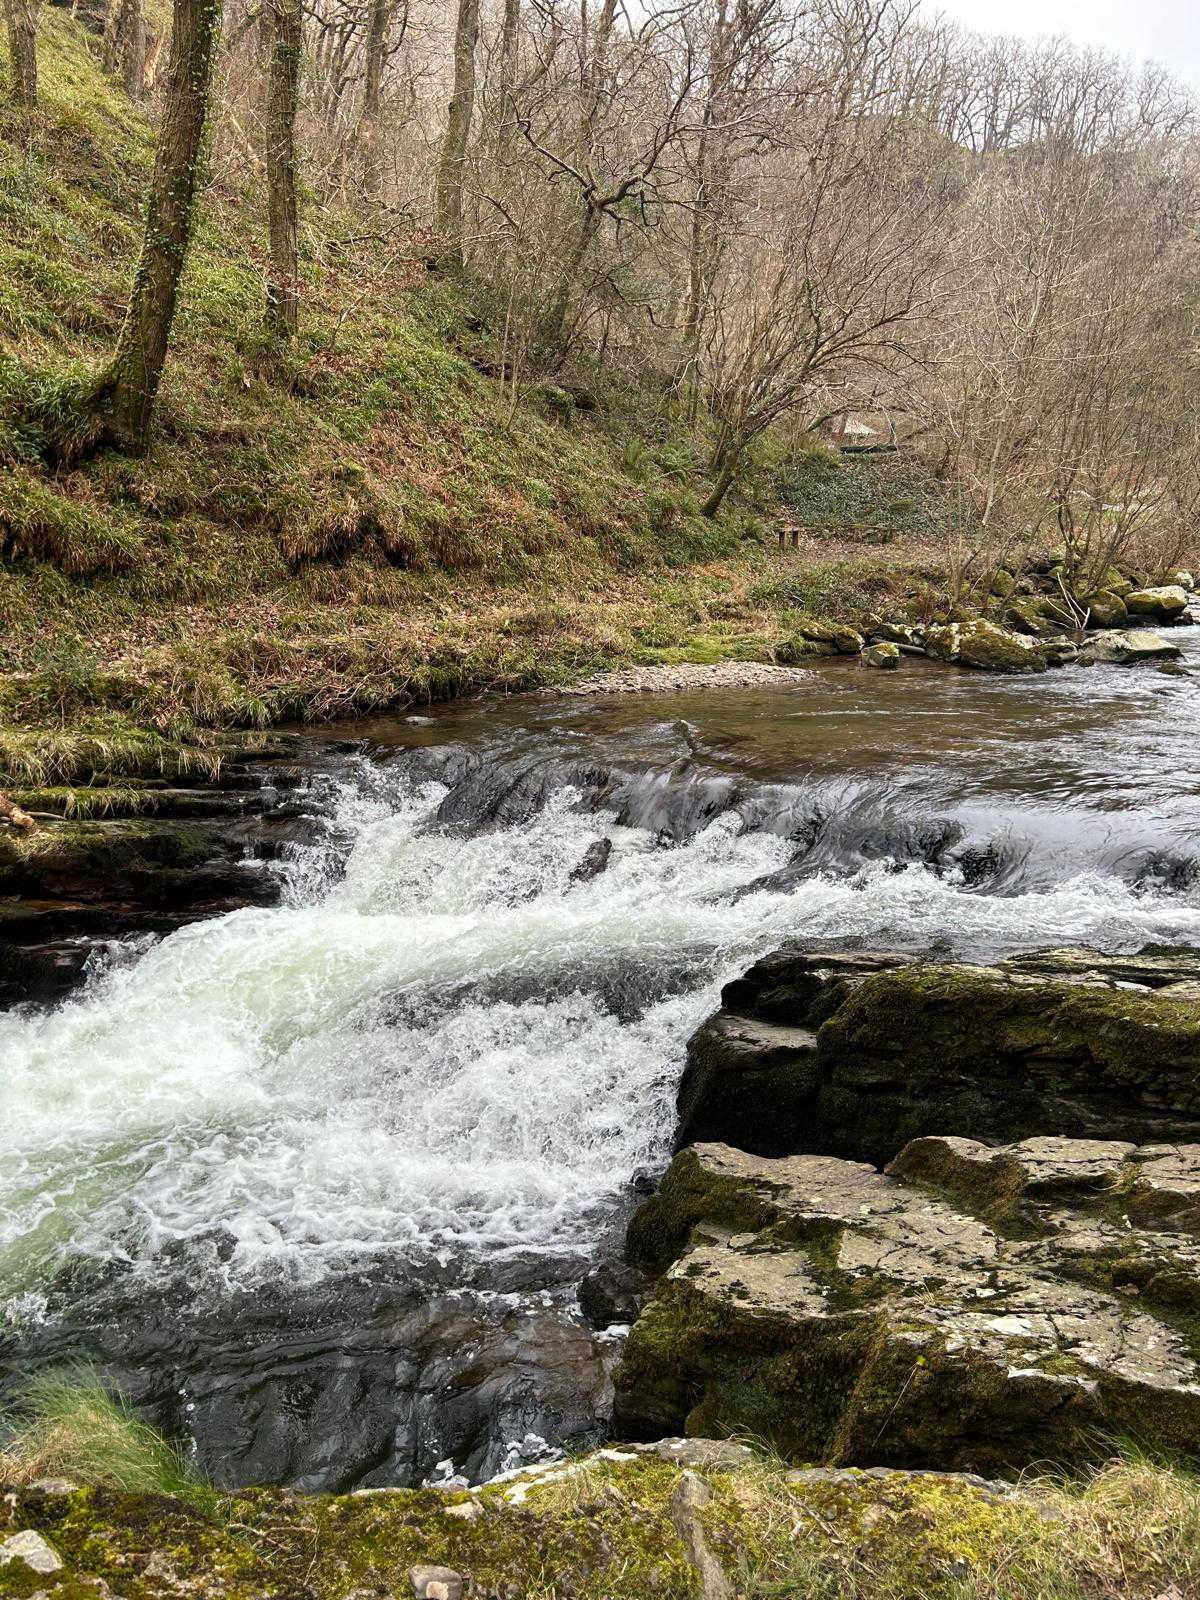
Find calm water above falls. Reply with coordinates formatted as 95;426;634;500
2;632;1200;1487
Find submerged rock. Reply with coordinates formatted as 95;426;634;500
569;837;613;885
615;1135;1200;1471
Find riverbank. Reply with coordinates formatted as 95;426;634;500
3;1437;1200;1599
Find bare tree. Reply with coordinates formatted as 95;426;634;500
698;67;949;513
435;0;481;264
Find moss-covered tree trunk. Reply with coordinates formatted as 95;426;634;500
4;0;39;107
264;0;301;337
433;0;479;267
94;0;221;452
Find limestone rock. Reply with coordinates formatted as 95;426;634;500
674;1011;820;1154
923;622;960;661
863;642;900;669
955;618;1046;673
870;622;920;647
0;1531;63;1575
1079;629;1182;665
615;1137;1200;1472
671;1471;731;1599
650;1437;754;1469
1124;586;1189;622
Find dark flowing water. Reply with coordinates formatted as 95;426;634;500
3;634;1200;1487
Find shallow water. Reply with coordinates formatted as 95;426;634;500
3;634;1199;1485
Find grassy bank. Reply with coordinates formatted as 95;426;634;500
2;1376;1197;1598
0;9;950;797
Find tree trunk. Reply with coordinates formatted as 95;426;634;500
360;0;390;196
543;202;600;362
701;444;741;517
4;0;38;107
104;0;148;98
434;0;480;267
264;0;302;338
495;0;517;149
94;0;221;452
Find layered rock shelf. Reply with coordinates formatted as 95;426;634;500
615;945;1200;1473
673;947;1200;1162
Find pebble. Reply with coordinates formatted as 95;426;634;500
410;1564;464;1600
0;1530;63;1575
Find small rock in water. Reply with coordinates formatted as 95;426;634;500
410;1565;464;1600
0;1530;63;1575
862;642;900;669
569;837;613;884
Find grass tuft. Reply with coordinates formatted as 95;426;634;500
0;1367;209;1503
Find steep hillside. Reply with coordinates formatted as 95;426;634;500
0;12;948;790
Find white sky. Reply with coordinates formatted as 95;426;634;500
921;0;1200;89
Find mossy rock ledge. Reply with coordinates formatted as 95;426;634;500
671;946;1200;1164
614;945;1200;1471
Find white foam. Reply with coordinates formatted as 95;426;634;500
2;766;1198;1299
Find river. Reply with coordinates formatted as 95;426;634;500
3;634;1200;1487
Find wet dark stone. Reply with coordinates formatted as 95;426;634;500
577;1262;648;1329
2;1266;618;1492
569;837;613;885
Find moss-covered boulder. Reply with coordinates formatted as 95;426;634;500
862;642;900;669
616;1136;1200;1471
1002;596;1069;637
1084;590;1128;628
955;619;1046;673
1125;586;1189;622
791;618;864;654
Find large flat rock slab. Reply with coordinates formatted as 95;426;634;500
616;1136;1200;1472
